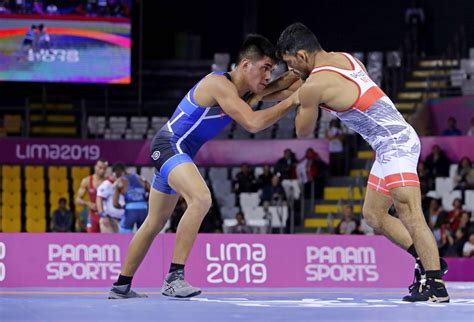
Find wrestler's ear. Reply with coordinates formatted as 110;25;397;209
240;58;251;71
296;49;308;63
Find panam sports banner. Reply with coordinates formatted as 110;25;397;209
1;234;471;288
0;14;131;84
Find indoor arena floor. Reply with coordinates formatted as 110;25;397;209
1;283;474;322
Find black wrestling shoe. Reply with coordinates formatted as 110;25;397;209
402;278;450;303
407;257;448;295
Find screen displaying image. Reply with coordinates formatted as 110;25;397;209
0;1;131;84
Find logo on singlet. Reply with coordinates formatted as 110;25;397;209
151;151;161;161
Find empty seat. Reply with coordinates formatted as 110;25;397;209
87;116;106;135
2;165;20;179
25;191;46;206
1;204;21;219
26;218;46;232
220;206;239;219
109;116;127;135
2;178;21;192
465;190;474;211
240;193;260;208
130;117;149;135
26;204;46;219
25;178;45;193
209;167;228;182
2;191;21;206
216;193;236;208
48;166;67;179
49;179;68;193
4;115;22;134
435;177;453;199
25;166;44;179
2;216;21;232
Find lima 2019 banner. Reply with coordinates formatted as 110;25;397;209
0;233;415;288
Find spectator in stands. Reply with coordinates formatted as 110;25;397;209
296;148;329;199
96;163;126;233
447;198;464;233
424;198;447;229
51;198;73;232
230;211;253;234
274;148;297;179
326;118;345;176
417;161;434;194
442;117;462;136
256;165;273;190
233;163;256;194
335;205;359;235
448;211;471;256
424;144;451;177
260;174;285;205
467;117;474;136
405;0;426;57
433;218;454;257
462;233;474;257
454;157;474;190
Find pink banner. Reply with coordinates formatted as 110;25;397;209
6;233;474;288
0;138;329;166
428;96;474;135
420;136;474;162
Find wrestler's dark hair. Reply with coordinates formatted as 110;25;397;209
237;34;276;64
276;22;322;60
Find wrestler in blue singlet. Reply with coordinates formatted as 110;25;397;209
150;72;238;194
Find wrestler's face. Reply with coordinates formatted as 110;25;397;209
282;52;312;80
94;160;108;178
243;56;275;94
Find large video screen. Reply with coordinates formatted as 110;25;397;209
0;1;131;84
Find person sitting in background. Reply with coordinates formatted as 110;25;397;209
51;198;73;232
454;157;474;190
433;218;454;257
335;205;359;234
274;148;297;179
424;144;451;177
233;163;256;194
230;211;253;234
424;198;447;229
448;211;471;256
256;165;273;190
462;233;474;257
447;198;464;233
417;161;434;194
442;116;462;136
326;118;345;176
260;174;286;205
467;117;474;136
